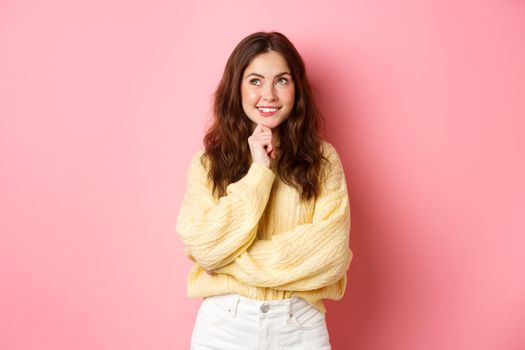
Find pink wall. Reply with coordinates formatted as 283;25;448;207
1;1;524;349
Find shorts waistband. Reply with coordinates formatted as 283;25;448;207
203;293;312;319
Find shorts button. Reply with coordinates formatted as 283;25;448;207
260;304;270;313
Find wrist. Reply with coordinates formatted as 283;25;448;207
253;160;270;168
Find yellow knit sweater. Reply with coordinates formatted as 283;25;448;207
175;141;352;313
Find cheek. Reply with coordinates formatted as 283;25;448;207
283;88;295;106
242;89;259;105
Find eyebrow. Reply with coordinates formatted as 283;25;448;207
245;72;292;79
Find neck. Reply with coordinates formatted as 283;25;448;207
273;130;280;146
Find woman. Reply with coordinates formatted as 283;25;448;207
176;31;352;350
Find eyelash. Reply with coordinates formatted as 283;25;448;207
249;78;289;86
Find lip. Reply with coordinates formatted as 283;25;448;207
256;106;281;117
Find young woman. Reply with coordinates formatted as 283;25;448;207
176;31;352;350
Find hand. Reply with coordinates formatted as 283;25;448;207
248;123;276;168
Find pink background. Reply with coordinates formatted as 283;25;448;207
1;0;524;349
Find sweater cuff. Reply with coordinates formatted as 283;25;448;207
242;162;276;189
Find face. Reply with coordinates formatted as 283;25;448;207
241;50;295;130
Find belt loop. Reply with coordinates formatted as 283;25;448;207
232;294;240;317
285;298;292;325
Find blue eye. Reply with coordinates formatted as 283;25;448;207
277;78;289;85
249;79;261;86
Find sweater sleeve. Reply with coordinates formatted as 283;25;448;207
175;150;276;271
214;144;352;291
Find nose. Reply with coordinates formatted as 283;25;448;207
261;82;277;101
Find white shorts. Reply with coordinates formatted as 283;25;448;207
190;293;331;350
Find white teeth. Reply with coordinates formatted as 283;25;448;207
258;107;279;112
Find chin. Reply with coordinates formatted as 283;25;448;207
248;115;285;130
263;121;281;129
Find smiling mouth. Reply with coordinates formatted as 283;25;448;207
256;106;281;117
256;106;281;113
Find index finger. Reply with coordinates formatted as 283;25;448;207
253;123;264;133
259;123;272;133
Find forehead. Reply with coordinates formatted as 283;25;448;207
243;51;290;76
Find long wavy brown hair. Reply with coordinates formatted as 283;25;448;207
202;31;329;202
